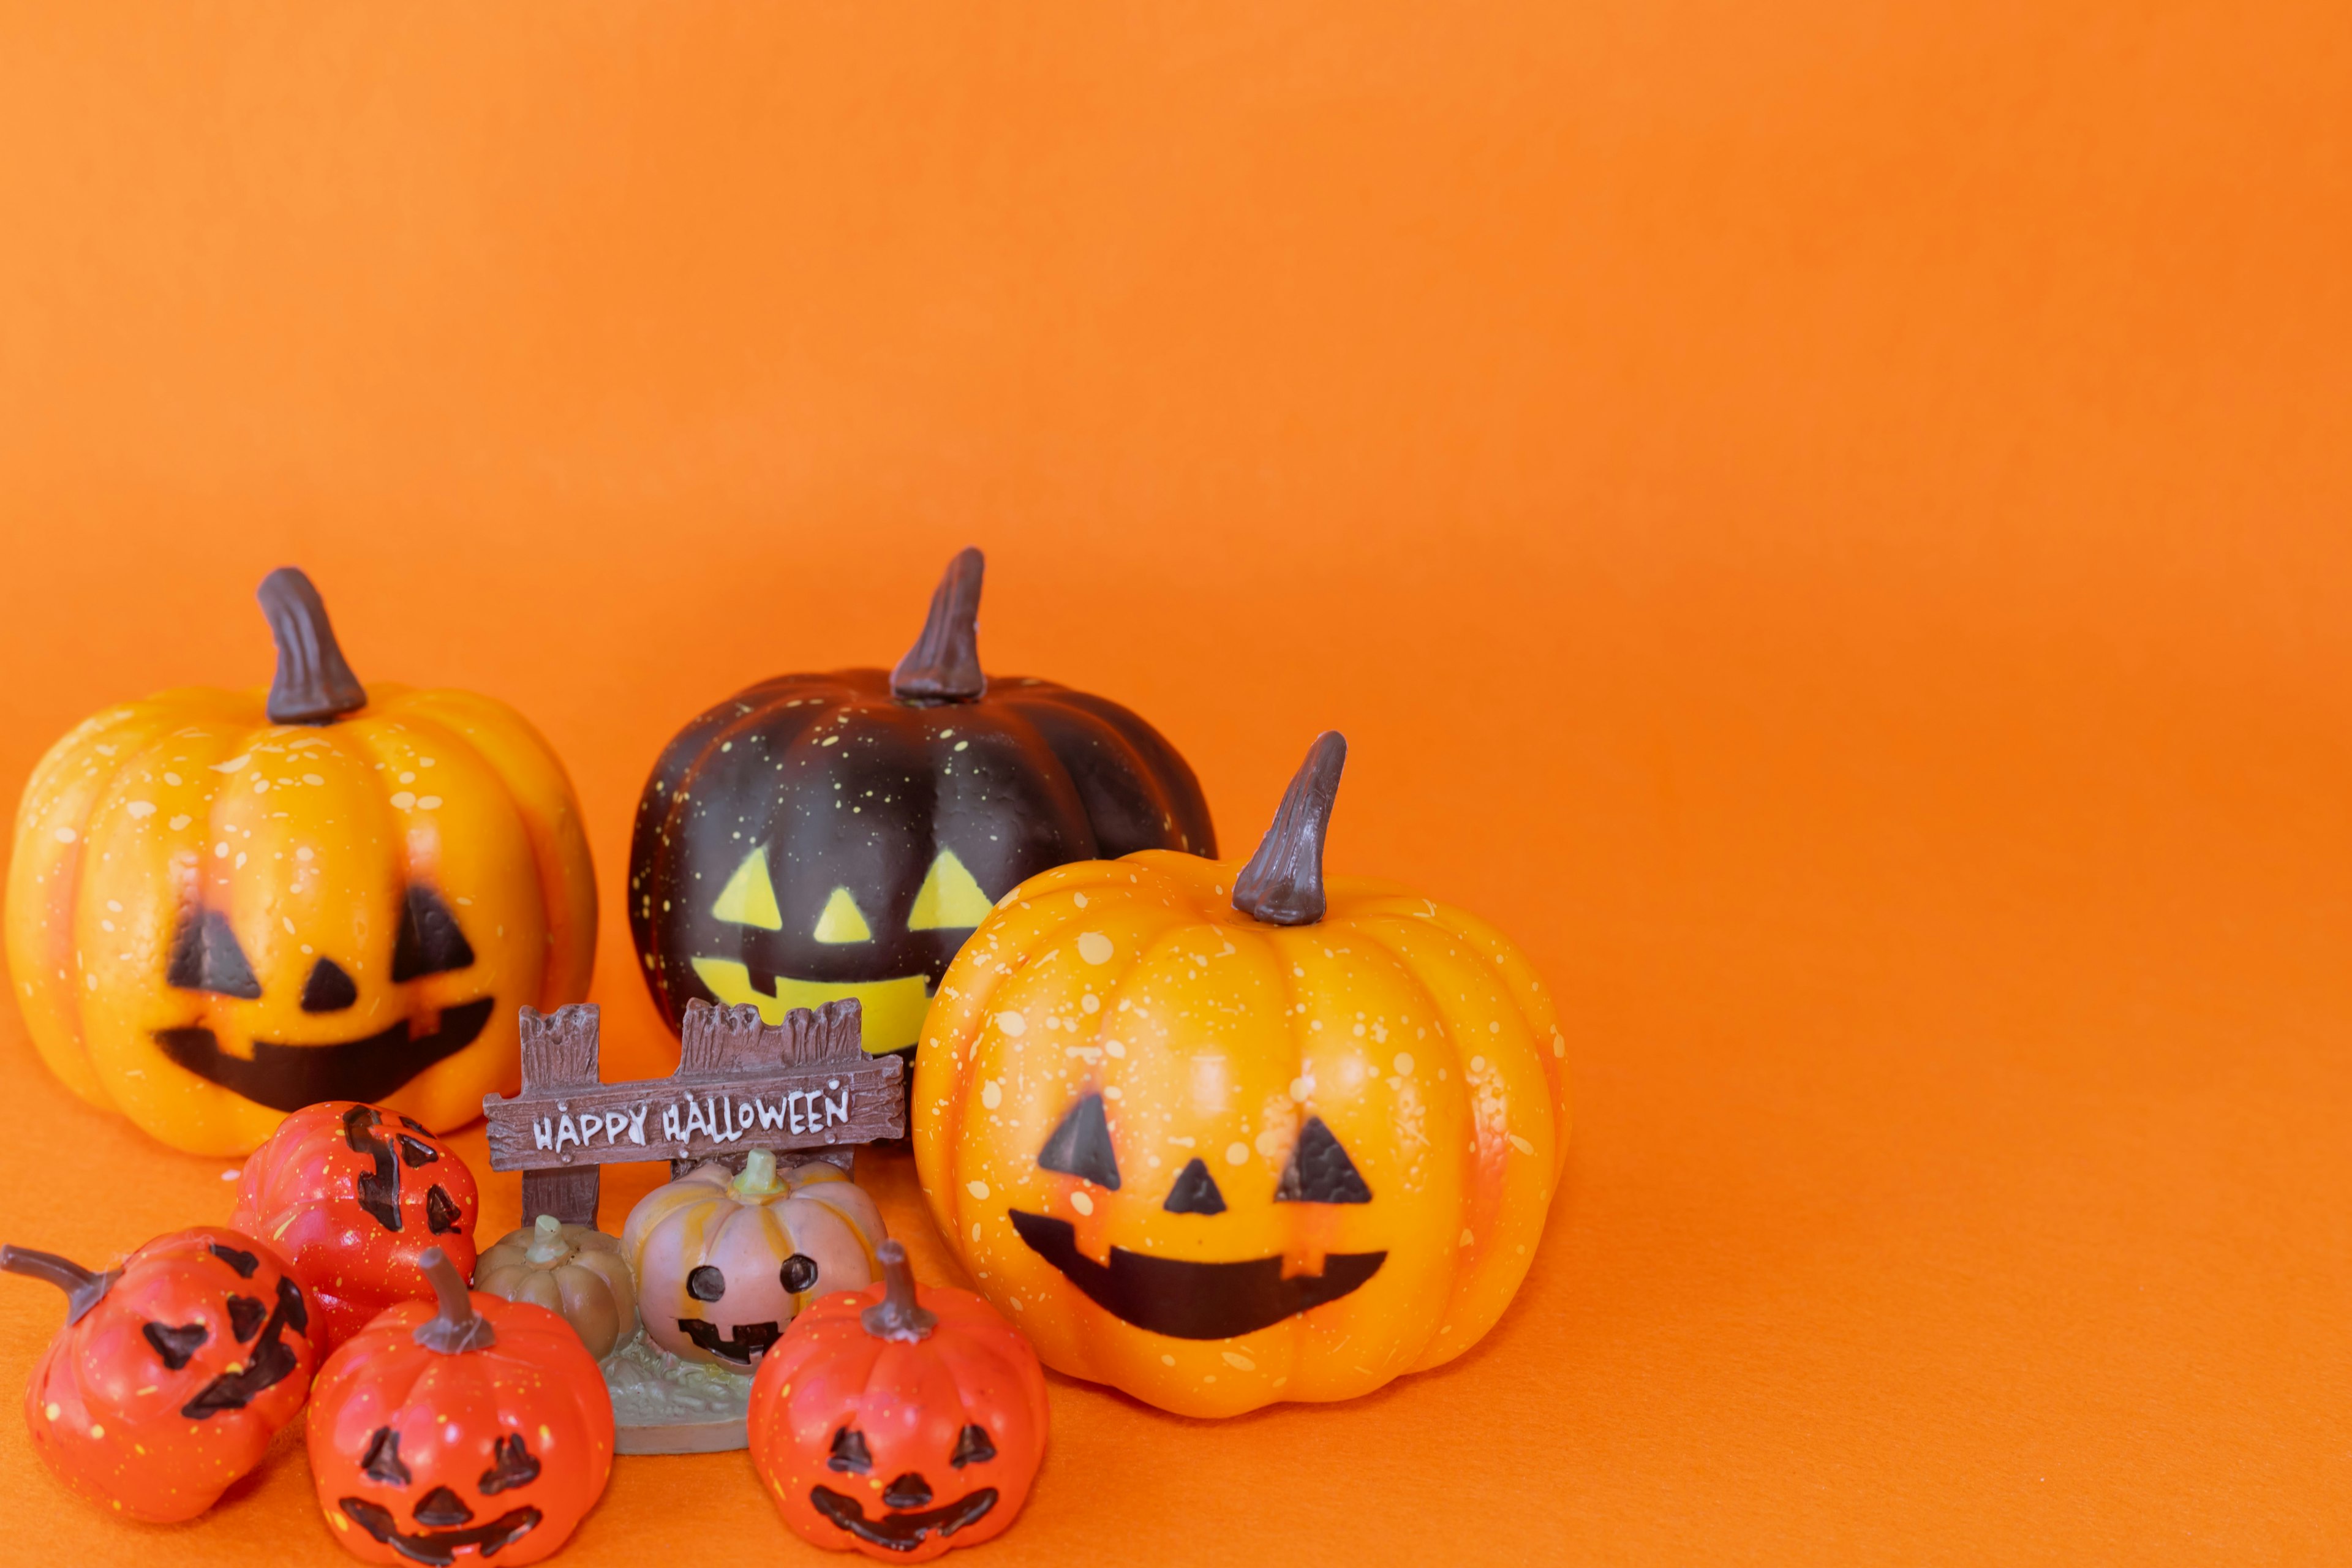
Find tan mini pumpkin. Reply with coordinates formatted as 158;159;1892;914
620;1149;884;1370
473;1215;639;1361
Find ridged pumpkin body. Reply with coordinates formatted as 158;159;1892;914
6;679;596;1156
747;1250;1048;1561
307;1280;613;1566
474;1217;638;1362
628;669;1214;1066
913;849;1571;1418
619;1153;886;1369
232;1101;483;1353
12;1226;317;1523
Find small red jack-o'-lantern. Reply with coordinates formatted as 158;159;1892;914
2;1226;317;1522
232;1100;482;1352
4;567;598;1156
619;1148;883;1368
307;1247;612;1566
748;1240;1047;1561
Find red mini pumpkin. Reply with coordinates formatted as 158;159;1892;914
309;1247;614;1566
748;1240;1047;1562
2;1225;317;1522
233;1100;482;1352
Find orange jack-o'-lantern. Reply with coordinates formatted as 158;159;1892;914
619;1148;884;1368
748;1241;1048;1561
915;733;1572;1417
232;1100;482;1352
2;1226;316;1521
307;1248;612;1566
6;568;597;1155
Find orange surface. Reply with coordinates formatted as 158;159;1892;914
0;1;2347;1562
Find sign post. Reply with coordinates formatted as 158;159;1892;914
481;997;905;1227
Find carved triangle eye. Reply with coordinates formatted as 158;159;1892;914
1037;1093;1121;1189
478;1433;541;1495
829;1427;873;1474
167;908;262;999
361;1427;411;1487
226;1295;267;1341
392;887;475;981
301;956;358;1012
907;849;993;930
1273;1117;1373;1204
711;845;783;930
950;1423;997;1468
1162;1157;1227;1215
142;1320;209;1370
812;886;873;944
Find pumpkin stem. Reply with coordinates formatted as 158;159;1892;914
0;1245;121;1327
889;548;986;705
729;1147;786;1201
524;1214;571;1266
411;1246;497;1354
859;1240;937;1343
1231;731;1346;926
258;567;369;725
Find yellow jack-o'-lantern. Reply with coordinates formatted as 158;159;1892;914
5;569;597;1155
914;733;1571;1417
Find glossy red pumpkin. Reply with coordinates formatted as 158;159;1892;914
308;1247;613;1566
748;1241;1047;1561
233;1100;481;1351
2;1226;317;1522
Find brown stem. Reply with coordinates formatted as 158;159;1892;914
258;567;368;725
0;1245;120;1326
411;1246;497;1353
859;1240;937;1343
889;548;986;704
1232;731;1347;926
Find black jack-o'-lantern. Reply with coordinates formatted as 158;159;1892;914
627;549;1215;1085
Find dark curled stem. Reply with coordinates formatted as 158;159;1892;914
412;1246;497;1353
258;567;368;725
0;1245;120;1325
859;1240;937;1343
889;548;986;705
1231;731;1347;926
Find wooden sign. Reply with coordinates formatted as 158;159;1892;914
481;997;905;1226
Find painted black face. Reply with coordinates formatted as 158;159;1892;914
153;888;492;1110
674;1262;786;1365
171;1272;310;1419
336;1106;467;1237
628;666;1219;1068
1012;1100;1387;1340
337;1427;544;1568
811;1421;1001;1553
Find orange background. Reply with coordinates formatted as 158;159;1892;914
1;1;2348;1561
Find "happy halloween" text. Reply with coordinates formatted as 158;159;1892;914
531;1085;855;1153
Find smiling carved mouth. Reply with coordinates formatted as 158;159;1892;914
155;997;496;1112
338;1498;540;1567
1008;1210;1387;1340
676;1316;782;1366
810;1486;998;1553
